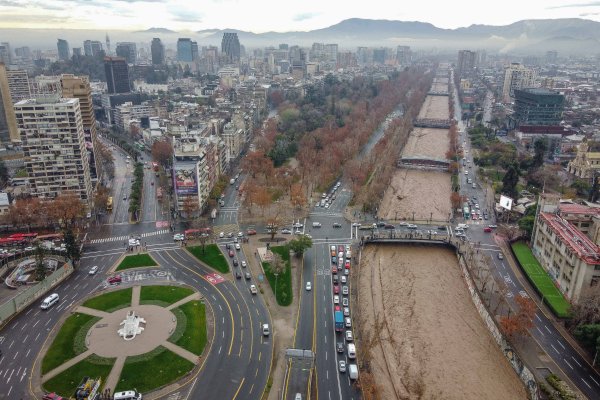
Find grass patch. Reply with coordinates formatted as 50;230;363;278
116;253;158;271
139;285;194;306
262;245;292;306
81;288;132;312
42;313;99;375
115;346;194;393
43;354;114;397
511;242;571;318
188;244;229;273
169;300;207;355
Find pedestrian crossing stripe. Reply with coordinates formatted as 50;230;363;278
88;229;170;244
212;223;240;236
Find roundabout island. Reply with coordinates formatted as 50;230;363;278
37;284;209;399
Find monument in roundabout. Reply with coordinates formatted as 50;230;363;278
118;310;146;341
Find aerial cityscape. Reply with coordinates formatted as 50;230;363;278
2;2;600;400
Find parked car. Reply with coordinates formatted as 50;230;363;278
333;285;340;294
332;222;342;228
281;228;292;234
384;224;395;229
345;330;354;341
342;297;349;306
338;360;347;373
108;275;122;285
333;295;340;304
342;286;349;295
336;342;345;353
343;307;350;316
235;243;241;250
241;261;247;268
341;276;347;284
498;253;504;260
245;272;251;280
246;229;257;235
233;259;239;266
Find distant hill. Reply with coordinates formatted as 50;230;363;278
1;18;599;55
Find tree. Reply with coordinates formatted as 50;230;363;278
569;286;600;327
501;163;520;199
533;138;547;168
573;324;600;354
518;215;535;239
48;193;85;229
63;227;81;266
254;187;272;215
34;243;47;281
93;186;110;215
0;160;9;188
269;253;285;276
182;196;199;219
288;235;313;257
290;183;307;209
151;140;173;168
500;295;535;338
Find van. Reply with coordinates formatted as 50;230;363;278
347;343;356;359
41;293;59;310
472;183;476;188
114;391;142;400
348;364;359;380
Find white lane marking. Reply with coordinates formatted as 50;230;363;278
25;349;31;358
571;357;582;367
564;359;574;370
324;335;327;344
582;378;592;389
544;325;551;333
590;376;600;386
218;346;222;354
22;335;28;344
35;333;41;342
32;320;40;329
551;344;559;353
536;327;544;337
557;341;566;350
535;314;541;322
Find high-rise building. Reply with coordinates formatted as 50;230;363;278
14;96;93;202
83;40;103;57
104;57;130;94
177;38;197;62
57;39;70;61
324;44;338;64
502;63;537;102
5;69;31;102
0;63;19;144
72;48;82;57
83;40;93;57
457;50;476;77
546;50;558;64
221;33;240;63
512;88;564;127
14;46;31;60
0;42;11;64
105;34;111;56
373;48;386;64
396;46;411;65
61;74;98;178
151;38;165;65
115;42;137;64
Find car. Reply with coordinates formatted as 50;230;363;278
331;256;337;264
438;225;447;230
336;342;345;353
151;181;154;186
407;224;418;229
234;237;238;243
352;222;361;227
333;295;340;304
464;171;468;175
484;227;492;233
342;297;349;306
228;250;234;257
332;222;342;228
227;232;234;238
341;275;347;284
306;281;312;291
245;272;251;280
332;275;339;284
246;229;257;235
108;275;122;285
123;195;127;200
334;305;341;312
235;271;242;279
89;266;99;275
342;286;349;295
343;307;350;316
322;193;327;198
303;233;312;239
488;225;498;229
24;246;34;251
293;222;304;228
250;284;258;294
384;224;395;229
475;204;480;209
315;202;320;207
339;360;347;373
233;259;239;266
398;221;408;226
377;221;386;227
498;253;504;260
332;266;338;275
237;231;243;237
225;243;231;249
344;268;350;276
324;204;330;209
333;285;340;294
281;228;292;234
219;232;224;238
235;243;241;250
262;323;270;336
345;330;354;341
241;261;247;268
345;261;351;269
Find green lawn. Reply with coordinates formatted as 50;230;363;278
511;242;571;318
188;244;230;273
81;288;132;312
169;300;207;355
263;245;292;306
43;355;115;397
116;253;158;271
139;285;195;306
115;346;194;393
42;313;99;374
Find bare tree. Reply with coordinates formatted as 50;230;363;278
569;285;600;328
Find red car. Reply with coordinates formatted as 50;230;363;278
246;229;257;235
333;285;340;294
484;227;492;233
332;266;338;274
345;261;351;269
338;245;345;253
107;275;122;285
334;305;341;312
229;250;235;257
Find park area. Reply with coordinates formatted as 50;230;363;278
357;245;528;399
377;169;452;222
116;253;157;271
262;245;292;306
188;244;230;273
511;242;571;318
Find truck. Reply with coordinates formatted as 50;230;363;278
348;364;359;380
334;310;344;332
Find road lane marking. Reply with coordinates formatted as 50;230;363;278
8;340;14;349
218;346;222;354
571;357;581;367
22;335;28;344
534;314;541;322
564;359;574;370
231;377;245;400
35;333;41;342
544;325;551;334
551;344;559;353
590;376;600;386
558;341;566;350
32;320;39;328
582;378;592;389
25;349;30;358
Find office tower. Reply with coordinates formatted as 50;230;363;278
513;88;564;127
61;74;98;178
83;40;93;56
33;75;62;95
14;46;31;59
457;50;476;77
14;96;92;202
115;42;137;64
279;44;288;50
324;44;338;64
177;38;197;62
151;38;165;65
0;42;11;64
373;48;386;64
221;33;240;63
0;63;19;144
104;56;130;94
105;34;111;56
84;40;104;57
72;48;82;57
396;46;411;65
502;63;537;102
6;69;31;102
546;50;558;64
57;39;70;61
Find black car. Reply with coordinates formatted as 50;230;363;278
438;226;447;230
235;272;242;279
332;222;342;228
377;221;386;227
332;275;339;284
384;224;395;229
245;272;251;280
233;259;239;266
336;342;345;353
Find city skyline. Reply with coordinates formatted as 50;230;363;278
0;0;599;32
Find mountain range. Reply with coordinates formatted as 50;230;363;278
1;18;599;55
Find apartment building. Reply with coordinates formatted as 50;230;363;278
14;96;92;203
502;63;537;102
5;68;31;102
0;63;19;144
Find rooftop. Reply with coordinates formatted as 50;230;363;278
559;203;600;216
540;212;600;265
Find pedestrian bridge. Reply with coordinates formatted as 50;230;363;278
361;231;464;249
413;118;452;129
397;156;450;172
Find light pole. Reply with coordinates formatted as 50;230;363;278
274;273;279;302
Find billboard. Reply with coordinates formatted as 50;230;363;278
173;166;198;195
499;195;513;210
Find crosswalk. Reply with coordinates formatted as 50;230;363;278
310;211;343;218
88;229;170;244
212;223;240;237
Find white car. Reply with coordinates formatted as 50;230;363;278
241;261;247;268
235;243;241;250
407;224;418;229
345;330;354;341
249;284;257;295
339;360;347;373
89;265;99;275
281;229;292;234
342;286;349;295
343;307;350;316
352;222;361;227
237;231;244;237
219;232;225;238
333;295;340;304
306;281;312;291
398;221;408;226
173;234;184;241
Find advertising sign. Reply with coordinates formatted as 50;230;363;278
500;195;513;210
173;166;198;195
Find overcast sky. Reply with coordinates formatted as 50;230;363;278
1;0;599;31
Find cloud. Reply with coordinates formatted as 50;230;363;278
170;9;203;23
580;11;600;15
547;1;600;9
293;12;319;22
0;0;22;7
0;13;71;23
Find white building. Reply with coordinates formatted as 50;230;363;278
113;101;157;131
502;63;537;103
14;96;92;203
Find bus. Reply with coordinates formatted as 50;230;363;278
106;197;113;212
